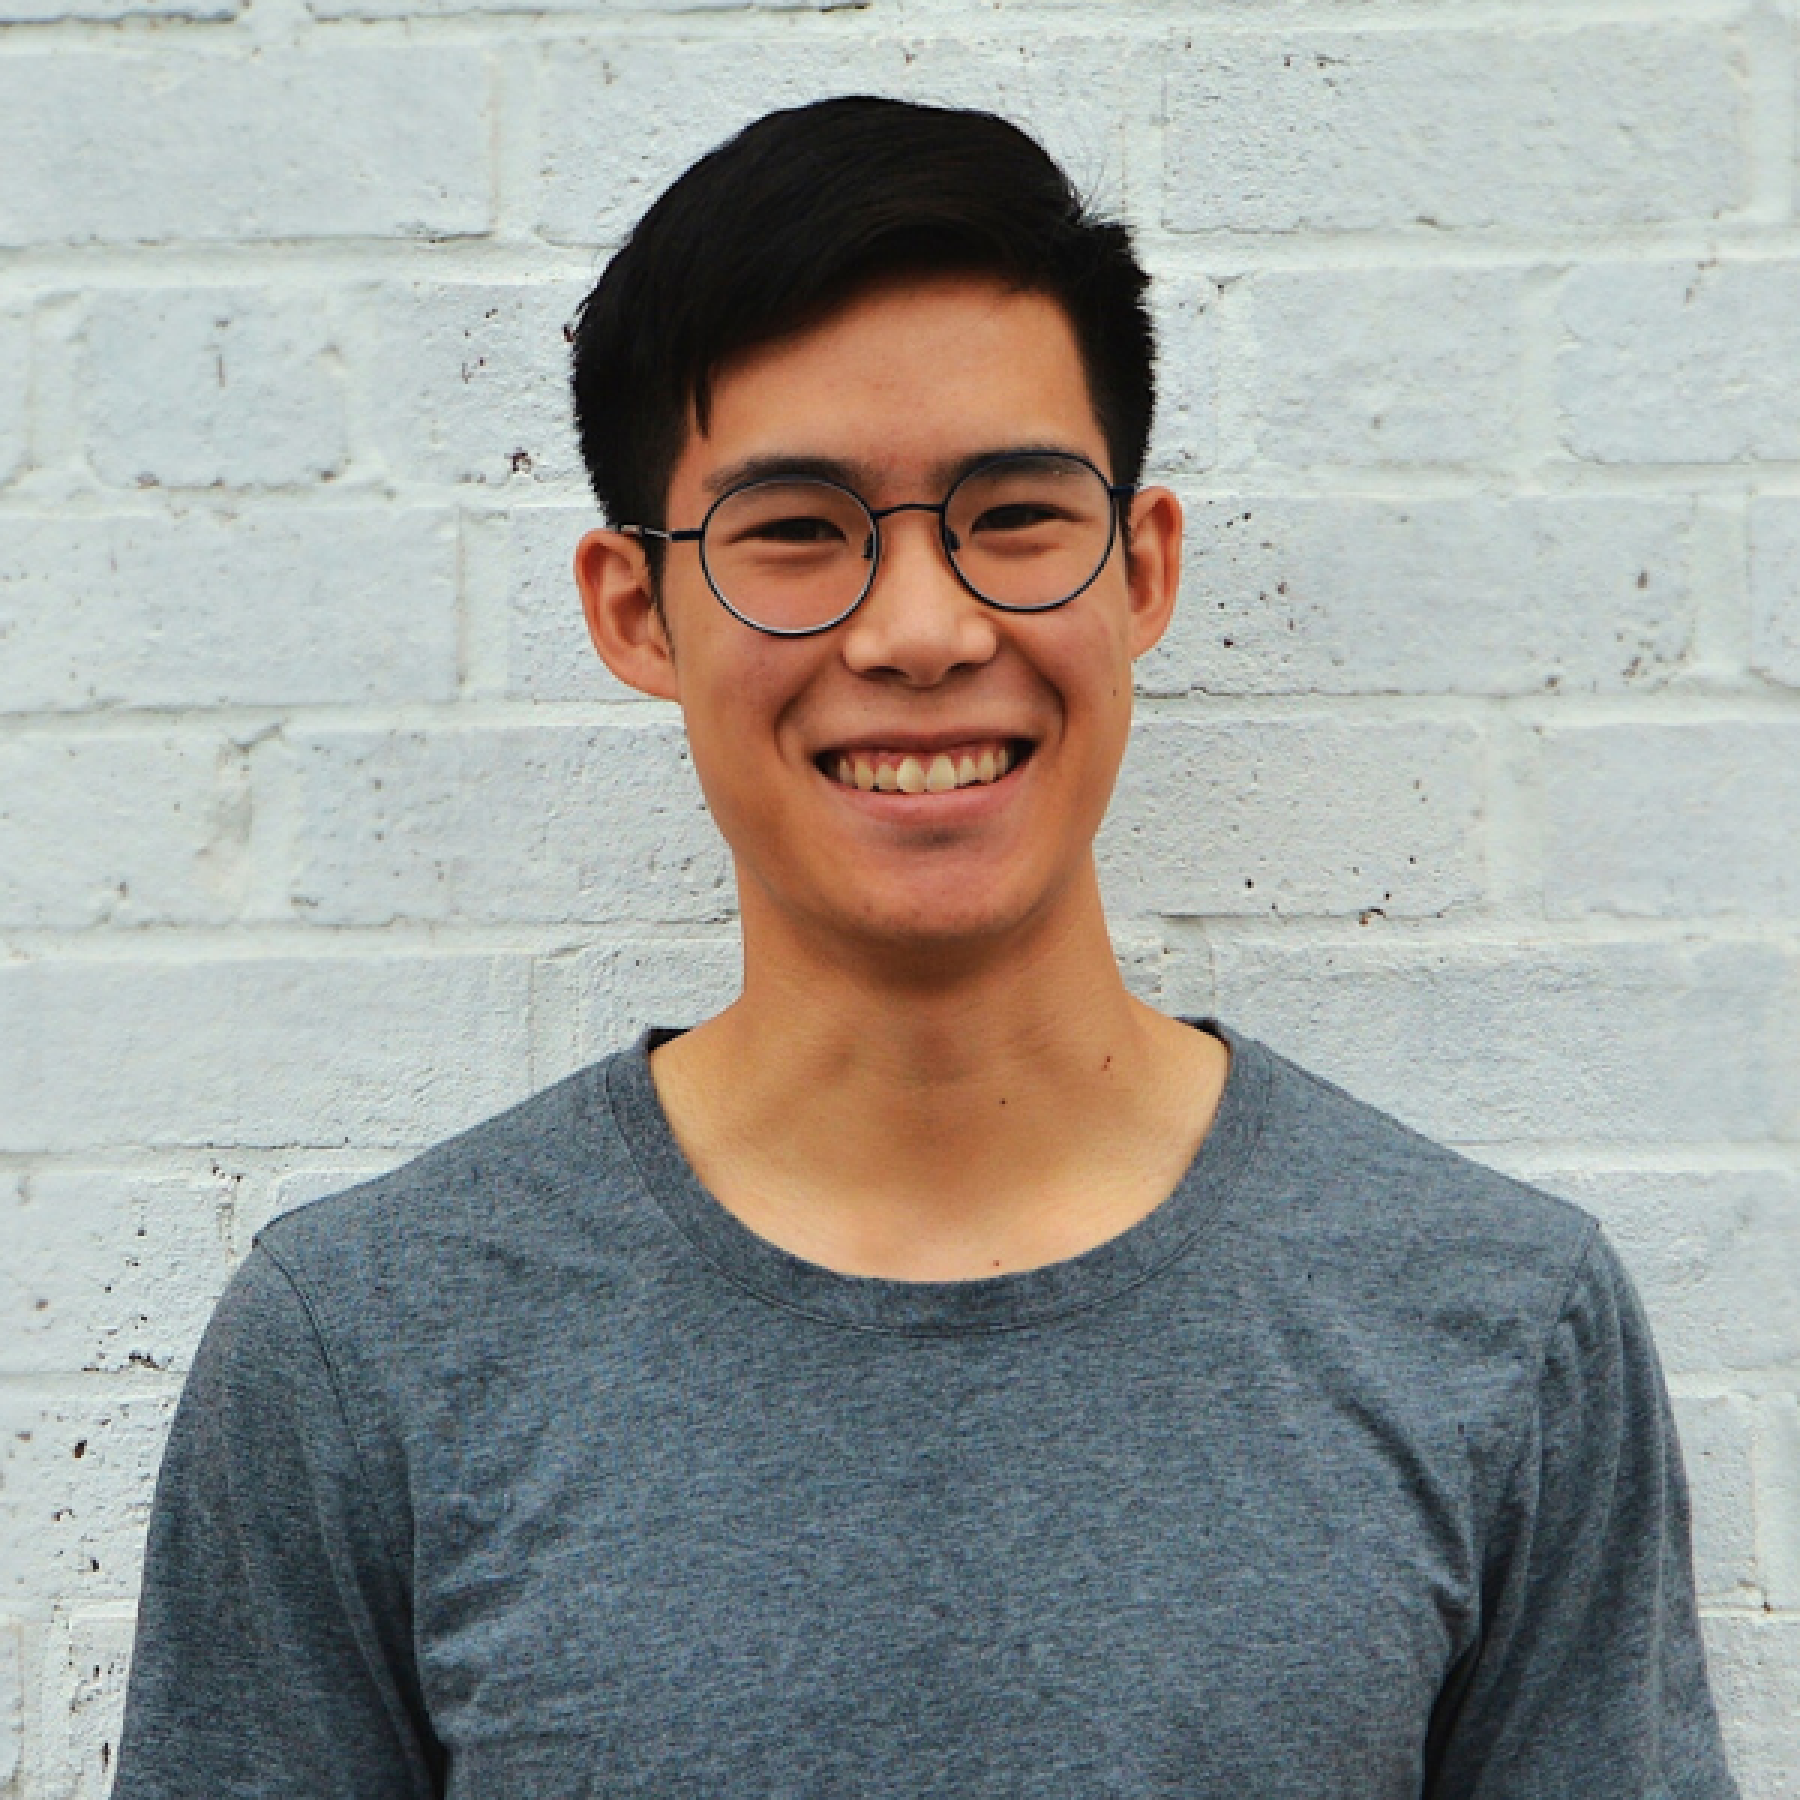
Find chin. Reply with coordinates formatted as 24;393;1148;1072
813;869;1067;960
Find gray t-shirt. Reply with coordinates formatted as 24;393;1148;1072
115;1020;1739;1798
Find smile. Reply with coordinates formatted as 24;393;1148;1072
818;739;1028;794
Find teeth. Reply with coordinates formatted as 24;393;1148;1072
827;744;1022;792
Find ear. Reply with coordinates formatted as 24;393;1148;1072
575;529;681;702
1122;486;1183;660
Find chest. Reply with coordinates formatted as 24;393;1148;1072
408;1333;1479;1798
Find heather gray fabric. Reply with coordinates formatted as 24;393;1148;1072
115;1020;1739;1799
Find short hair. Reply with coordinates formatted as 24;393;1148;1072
569;96;1156;556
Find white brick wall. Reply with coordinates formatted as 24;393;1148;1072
0;313;27;487
0;4;1795;1794
1245;268;1527;468
0;510;460;710
82;288;347;491
0;51;493;244
1162;25;1747;232
1560;262;1800;463
1753;498;1800;684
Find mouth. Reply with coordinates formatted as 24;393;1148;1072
814;737;1033;795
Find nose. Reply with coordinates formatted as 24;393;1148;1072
839;509;999;686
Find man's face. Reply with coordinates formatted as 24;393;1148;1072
584;272;1181;961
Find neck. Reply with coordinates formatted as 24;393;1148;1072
748;854;1129;1073
649;860;1228;1278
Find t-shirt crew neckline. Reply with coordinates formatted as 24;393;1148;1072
604;1016;1275;1336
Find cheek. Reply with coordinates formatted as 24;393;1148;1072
1041;610;1135;730
1031;614;1137;815
670;631;815;827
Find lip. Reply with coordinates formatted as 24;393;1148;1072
812;729;1035;761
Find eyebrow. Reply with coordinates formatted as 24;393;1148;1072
699;443;1098;501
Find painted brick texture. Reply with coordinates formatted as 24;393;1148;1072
0;5;1795;1795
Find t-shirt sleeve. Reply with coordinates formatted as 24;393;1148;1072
114;1245;444;1799
1427;1226;1740;1799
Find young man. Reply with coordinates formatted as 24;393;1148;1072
116;99;1739;1797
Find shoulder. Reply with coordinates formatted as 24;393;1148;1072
252;1046;657;1343
1220;1023;1605;1383
1241;1027;1596;1267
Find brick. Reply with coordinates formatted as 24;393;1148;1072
1670;1394;1757;1604
0;733;246;927
1704;1616;1800;1800
1759;1398;1800;1612
1098;720;1481;919
83;287;344;491
1138;497;1694;698
0;308;26;486
1544;725;1800;918
538;37;1140;246
1248;269;1523;466
316;0;828;14
0;1387;176;1605
1;1173;233;1377
1165;26;1743;233
1112;928;1167;1008
1501;1169;1800;1381
465;503;646;704
1559;262;1800;464
1179;939;1796;1145
350;281;585;487
0;1616;17;1789
3;0;233;18
282;724;734;925
0;953;534;1152
1146;275;1217;474
564;939;743;1063
1751;498;1800;689
41;1608;137;1800
0;508;457;712
0;50;491;247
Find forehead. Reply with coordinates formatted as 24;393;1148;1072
673;274;1108;501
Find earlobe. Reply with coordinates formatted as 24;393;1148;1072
575;530;681;702
1124;486;1183;660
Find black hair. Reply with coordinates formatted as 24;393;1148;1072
569;96;1155;557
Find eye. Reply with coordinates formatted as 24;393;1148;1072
745;514;851;546
971;501;1067;534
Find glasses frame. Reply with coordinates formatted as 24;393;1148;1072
621;450;1137;639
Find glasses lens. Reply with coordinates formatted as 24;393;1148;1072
701;479;874;633
946;455;1116;611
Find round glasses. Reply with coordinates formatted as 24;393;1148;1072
625;451;1134;638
